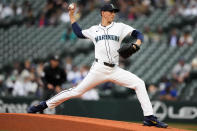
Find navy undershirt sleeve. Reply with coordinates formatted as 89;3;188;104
131;30;144;42
72;22;86;39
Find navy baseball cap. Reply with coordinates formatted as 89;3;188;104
100;4;119;13
50;55;59;61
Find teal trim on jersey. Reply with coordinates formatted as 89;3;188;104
95;35;120;43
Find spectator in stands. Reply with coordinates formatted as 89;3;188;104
12;60;38;96
143;25;154;43
4;62;21;96
0;4;14;19
60;27;77;42
27;66;38;95
153;26;166;43
178;1;197;16
172;58;191;83
151;0;166;9
169;4;178;16
60;3;70;23
42;55;67;100
12;74;28;96
63;57;73;73
168;28;179;47
142;0;151;15
0;74;5;96
158;76;168;92
39;13;47;27
48;12;58;26
20;60;31;80
0;0;158;26
11;3;17;16
127;7;136;21
79;65;89;78
159;81;177;101
44;1;55;24
12;62;22;78
158;76;177;101
190;55;197;80
55;0;64;9
67;65;77;82
178;29;193;46
5;75;16;95
16;3;22;16
68;66;81;86
0;2;22;20
190;3;197;16
148;84;157;97
22;1;31;16
36;62;44;78
35;61;45;97
25;7;35;27
85;0;96;11
12;72;38;97
117;0;129;20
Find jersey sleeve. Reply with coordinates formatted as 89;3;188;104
82;26;95;40
120;23;135;41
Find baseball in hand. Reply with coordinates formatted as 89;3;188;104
69;3;74;9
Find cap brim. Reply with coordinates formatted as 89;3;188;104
113;9;119;13
101;9;119;13
51;59;59;61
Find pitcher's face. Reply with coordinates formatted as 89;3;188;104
102;11;116;23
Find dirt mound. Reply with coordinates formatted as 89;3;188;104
0;113;187;131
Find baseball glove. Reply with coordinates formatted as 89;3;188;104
118;43;140;59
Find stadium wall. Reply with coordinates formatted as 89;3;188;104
0;97;196;123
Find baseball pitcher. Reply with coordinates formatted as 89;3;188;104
28;3;168;128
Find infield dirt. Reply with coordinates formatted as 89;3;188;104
0;113;189;131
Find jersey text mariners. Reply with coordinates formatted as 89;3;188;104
82;22;135;65
95;35;120;42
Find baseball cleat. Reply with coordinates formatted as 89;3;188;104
27;101;48;113
143;115;168;128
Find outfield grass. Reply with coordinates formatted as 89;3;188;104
168;123;197;131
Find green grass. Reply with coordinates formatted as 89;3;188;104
168;123;197;131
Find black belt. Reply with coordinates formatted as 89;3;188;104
95;58;115;67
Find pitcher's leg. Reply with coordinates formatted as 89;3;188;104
134;80;154;116
46;71;106;108
110;67;153;116
27;62;110;113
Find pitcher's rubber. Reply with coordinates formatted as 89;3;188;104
0;113;188;131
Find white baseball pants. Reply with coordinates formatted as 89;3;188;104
46;61;154;116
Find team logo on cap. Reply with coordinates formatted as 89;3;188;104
110;4;115;8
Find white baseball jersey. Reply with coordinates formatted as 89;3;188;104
82;22;135;65
46;22;154;117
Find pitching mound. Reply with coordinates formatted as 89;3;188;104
0;113;187;131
